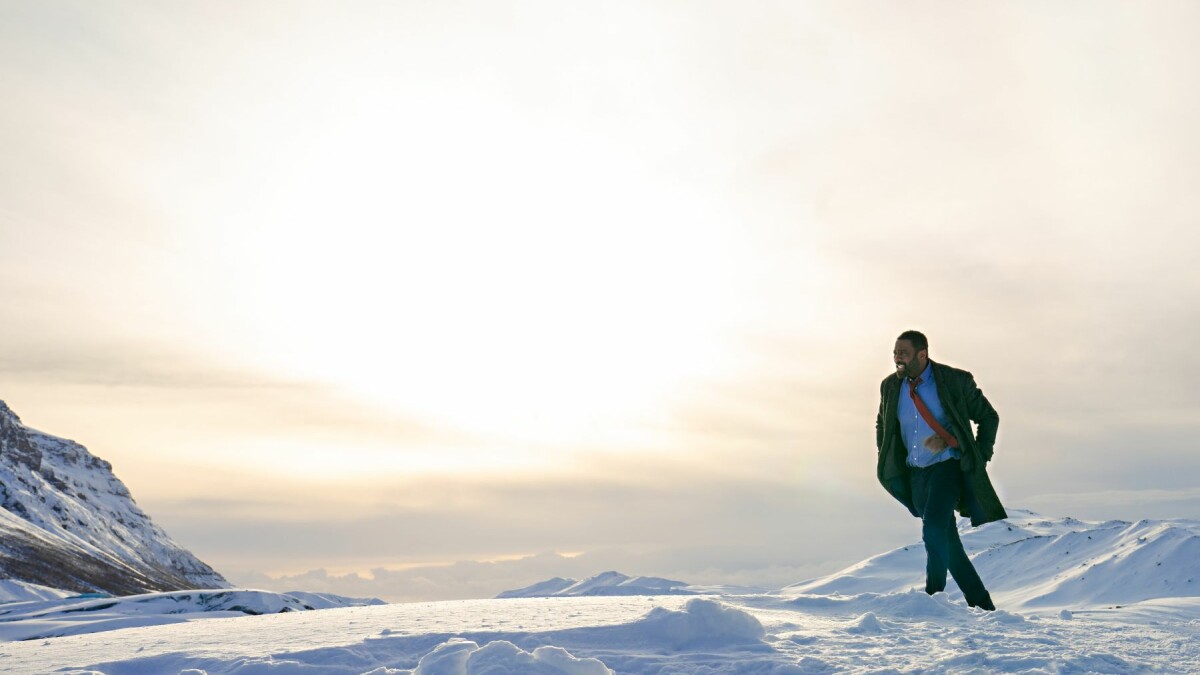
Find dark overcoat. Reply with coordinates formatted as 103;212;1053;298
875;360;1007;526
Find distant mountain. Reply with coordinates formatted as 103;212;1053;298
784;509;1200;610
497;571;695;598
0;399;229;595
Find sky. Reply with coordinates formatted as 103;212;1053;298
2;1;1199;601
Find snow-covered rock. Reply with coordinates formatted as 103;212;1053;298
0;399;228;595
497;571;695;598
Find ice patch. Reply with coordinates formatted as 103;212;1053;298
413;638;613;674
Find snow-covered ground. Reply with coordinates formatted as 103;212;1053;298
2;511;1199;673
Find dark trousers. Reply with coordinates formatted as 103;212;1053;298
910;459;990;606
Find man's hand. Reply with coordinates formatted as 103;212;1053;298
923;435;948;453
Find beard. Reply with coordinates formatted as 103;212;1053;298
895;361;913;379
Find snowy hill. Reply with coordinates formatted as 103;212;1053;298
0;399;228;595
785;509;1200;610
497;571;695;598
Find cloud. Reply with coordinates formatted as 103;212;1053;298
149;468;912;601
232;549;837;604
1023;488;1200;523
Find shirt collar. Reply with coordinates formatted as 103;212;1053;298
909;361;932;384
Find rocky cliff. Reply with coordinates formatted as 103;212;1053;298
0;400;228;594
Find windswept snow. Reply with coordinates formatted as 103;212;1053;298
3;589;1197;673
3;511;1200;672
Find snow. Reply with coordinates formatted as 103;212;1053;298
409;639;615;675
3;511;1200;673
0;579;70;604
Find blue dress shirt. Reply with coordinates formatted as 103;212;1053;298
898;362;960;468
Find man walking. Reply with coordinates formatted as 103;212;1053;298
876;330;1005;610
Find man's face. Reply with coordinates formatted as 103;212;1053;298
893;339;927;379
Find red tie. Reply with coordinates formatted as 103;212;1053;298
910;376;959;449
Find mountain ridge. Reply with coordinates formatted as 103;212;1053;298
497;570;695;598
0;399;229;595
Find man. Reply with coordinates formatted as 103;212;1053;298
876;330;1006;611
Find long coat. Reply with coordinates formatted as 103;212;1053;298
876;360;1007;526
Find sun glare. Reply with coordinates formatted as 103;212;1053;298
191;95;744;454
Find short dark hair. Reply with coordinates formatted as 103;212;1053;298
897;330;928;352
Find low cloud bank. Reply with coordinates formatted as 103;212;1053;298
233;550;836;603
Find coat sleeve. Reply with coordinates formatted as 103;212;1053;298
877;377;918;517
876;378;887;453
962;373;999;461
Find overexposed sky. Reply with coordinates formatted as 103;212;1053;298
2;1;1198;590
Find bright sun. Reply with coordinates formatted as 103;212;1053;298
195;100;744;452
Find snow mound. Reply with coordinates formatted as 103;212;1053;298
846;612;883;634
869;588;968;618
498;571;694;598
627;597;766;649
413;638;613;674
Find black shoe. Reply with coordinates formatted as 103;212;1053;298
968;594;995;611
